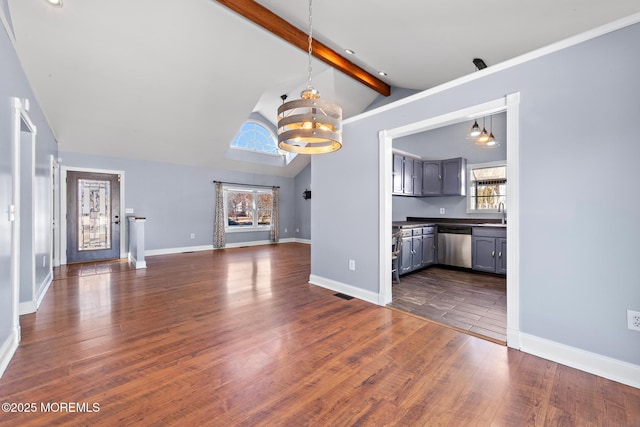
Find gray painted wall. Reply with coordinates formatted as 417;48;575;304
393;113;506;221
312;22;640;365
60;151;297;251
1;17;57;354
293;163;311;240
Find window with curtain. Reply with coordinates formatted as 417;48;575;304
223;186;273;232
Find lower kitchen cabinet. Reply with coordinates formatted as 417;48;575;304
471;227;506;274
422;227;436;266
399;226;436;275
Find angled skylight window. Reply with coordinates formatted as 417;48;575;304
230;120;279;156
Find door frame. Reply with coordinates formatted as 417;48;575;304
50;155;60;267
60;166;126;265
10;98;37;341
378;93;521;349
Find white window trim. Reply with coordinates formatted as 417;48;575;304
466;160;507;214
223;185;273;233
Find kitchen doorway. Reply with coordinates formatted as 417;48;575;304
378;94;521;348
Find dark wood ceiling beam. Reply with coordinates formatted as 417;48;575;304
216;0;391;97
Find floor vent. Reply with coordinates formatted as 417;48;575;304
334;293;354;300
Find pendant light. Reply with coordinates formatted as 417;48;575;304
469;120;481;138
476;117;490;145
475;115;499;147
277;0;342;154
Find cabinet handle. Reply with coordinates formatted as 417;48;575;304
491;251;495;257
498;252;502;258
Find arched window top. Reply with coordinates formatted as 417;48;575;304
230;120;279;156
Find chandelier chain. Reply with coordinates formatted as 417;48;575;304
307;0;313;88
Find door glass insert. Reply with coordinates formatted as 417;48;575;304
77;179;111;251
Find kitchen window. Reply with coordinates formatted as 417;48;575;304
467;162;506;212
223;186;273;232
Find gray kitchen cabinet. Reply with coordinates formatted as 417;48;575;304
441;157;467;196
411;235;423;270
422;227;436;266
422;161;441;196
399;229;414;274
419;157;466;196
472;227;506;274
496;237;507;274
392;154;422;196
412;160;423;195
398;226;437;275
392;154;404;194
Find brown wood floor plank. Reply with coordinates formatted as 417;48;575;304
0;244;638;426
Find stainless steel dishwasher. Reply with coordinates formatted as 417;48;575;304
437;225;472;268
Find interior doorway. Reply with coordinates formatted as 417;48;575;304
65;171;121;263
378;94;521;348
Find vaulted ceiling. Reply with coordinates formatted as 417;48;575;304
5;1;640;177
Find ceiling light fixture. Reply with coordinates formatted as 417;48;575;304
469;120;481;137
378;71;387;76
277;0;342;154
46;0;63;6
345;49;355;55
474;115;499;148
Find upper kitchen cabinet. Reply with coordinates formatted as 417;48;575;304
420;157;467;197
392;153;422;196
441;157;467;196
422;161;441;196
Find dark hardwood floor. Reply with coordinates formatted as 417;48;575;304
389;267;507;343
1;243;639;426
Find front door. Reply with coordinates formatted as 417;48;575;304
66;171;121;263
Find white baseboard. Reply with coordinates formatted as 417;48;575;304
128;252;147;269
308;274;379;305
145;239;306;257
19;301;36;315
19;270;53;315
0;329;19;379
519;332;640;389
146;245;215;257
35;270;53;310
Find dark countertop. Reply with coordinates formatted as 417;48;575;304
393;218;506;228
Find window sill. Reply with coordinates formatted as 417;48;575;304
225;226;271;233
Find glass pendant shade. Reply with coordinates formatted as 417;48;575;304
469;120;481;137
476;127;490;145
277;88;342;154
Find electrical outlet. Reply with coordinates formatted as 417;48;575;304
348;260;356;271
42;256;46;268
440;208;445;214
284;228;287;233
190;233;195;239
628;310;640;331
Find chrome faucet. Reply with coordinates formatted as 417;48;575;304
498;202;506;224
